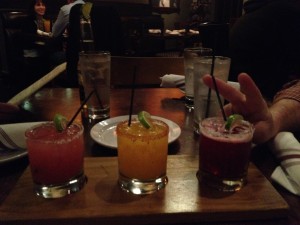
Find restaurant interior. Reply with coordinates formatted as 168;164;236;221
0;0;242;101
1;1;300;225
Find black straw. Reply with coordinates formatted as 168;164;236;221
66;90;94;128
209;55;227;121
128;66;137;126
205;28;227;121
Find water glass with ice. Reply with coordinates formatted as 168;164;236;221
193;56;231;134
79;51;111;120
183;47;212;109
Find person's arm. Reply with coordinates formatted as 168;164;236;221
51;7;69;38
270;80;300;135
270;99;300;134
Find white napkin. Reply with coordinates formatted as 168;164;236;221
270;132;300;196
160;74;185;88
0;122;45;150
160;74;240;92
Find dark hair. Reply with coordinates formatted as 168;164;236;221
27;0;45;18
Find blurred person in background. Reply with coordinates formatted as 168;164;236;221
21;0;65;85
51;0;85;38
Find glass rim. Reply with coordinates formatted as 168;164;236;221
25;122;84;144
199;116;254;138
116;119;169;139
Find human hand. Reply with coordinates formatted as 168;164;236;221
37;29;51;37
202;73;275;144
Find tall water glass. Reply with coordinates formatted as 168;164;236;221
79;51;110;120
193;56;231;134
183;47;212;109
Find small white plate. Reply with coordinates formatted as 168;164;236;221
90;115;181;149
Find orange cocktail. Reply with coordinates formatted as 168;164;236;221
25;122;87;198
116;119;169;194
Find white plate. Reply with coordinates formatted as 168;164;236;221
0;148;27;164
90;115;181;149
0;122;45;164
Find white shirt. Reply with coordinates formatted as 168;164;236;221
52;0;85;37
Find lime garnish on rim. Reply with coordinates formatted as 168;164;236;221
53;114;68;132
137;111;153;129
225;114;244;130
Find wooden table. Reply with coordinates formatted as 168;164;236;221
0;87;299;225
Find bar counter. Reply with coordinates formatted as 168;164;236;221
0;87;299;225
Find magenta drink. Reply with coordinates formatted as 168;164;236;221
197;117;254;192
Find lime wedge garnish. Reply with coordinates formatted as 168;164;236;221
81;2;93;20
53;114;68;132
225;114;244;130
137;111;153;129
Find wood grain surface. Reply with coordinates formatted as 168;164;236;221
0;155;289;225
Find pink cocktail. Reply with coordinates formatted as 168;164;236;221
25;122;86;198
198;117;254;192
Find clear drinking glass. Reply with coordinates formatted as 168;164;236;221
79;51;111;120
25;122;87;198
193;56;231;134
116;119;169;195
183;47;212;110
197;117;254;192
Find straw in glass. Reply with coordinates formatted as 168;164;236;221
128;66;137;126
205;54;227;121
66;90;94;128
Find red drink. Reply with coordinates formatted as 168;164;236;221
198;117;254;192
25;122;86;198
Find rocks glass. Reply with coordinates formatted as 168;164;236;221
197;117;254;192
116;118;169;195
25;122;87;198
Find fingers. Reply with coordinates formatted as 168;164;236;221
202;74;245;104
238;73;264;103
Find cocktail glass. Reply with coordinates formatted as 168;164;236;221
116;119;169;195
25;122;87;198
197;117;254;192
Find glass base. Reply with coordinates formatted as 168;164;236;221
185;96;194;110
34;173;87;198
197;170;247;192
88;107;110;120
118;174;168;195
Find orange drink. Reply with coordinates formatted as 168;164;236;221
116;118;169;194
25;122;87;198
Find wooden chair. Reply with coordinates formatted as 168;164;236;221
111;56;184;88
